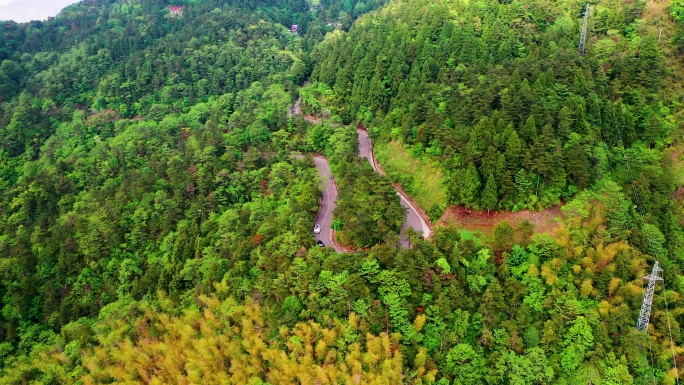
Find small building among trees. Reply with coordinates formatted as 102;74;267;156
167;5;183;17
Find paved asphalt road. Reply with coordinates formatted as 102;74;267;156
357;130;431;246
312;156;343;252
304;127;431;252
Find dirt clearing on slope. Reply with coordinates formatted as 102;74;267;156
437;205;564;235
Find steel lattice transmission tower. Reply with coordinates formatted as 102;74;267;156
578;3;590;55
637;261;664;332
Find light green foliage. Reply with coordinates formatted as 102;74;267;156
522;275;546;312
466;248;492;293
435;258;451;274
560;316;595;374
444;344;486;384
373;139;448;219
418;305;445;352
672;1;684;22
282;295;302;317
300;82;335;117
459;229;484;249
360;257;381;281
595;180;632;238
449;309;470;345
508;245;529;277
600;354;634;385
377;270;411;299
640;223;667;258
318;270;349;303
495;348;555;385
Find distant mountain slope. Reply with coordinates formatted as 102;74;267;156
0;0;395;157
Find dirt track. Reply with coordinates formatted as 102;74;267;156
437;205;563;235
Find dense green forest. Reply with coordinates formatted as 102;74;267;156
1;0;684;383
311;0;678;216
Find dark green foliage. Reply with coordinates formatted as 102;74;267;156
333;163;405;247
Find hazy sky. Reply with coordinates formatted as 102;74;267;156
0;0;79;23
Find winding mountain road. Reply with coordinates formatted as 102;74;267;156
312;156;344;252
357;130;432;246
293;95;431;251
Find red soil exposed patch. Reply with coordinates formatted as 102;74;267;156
437;205;563;235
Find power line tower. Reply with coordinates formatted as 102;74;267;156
578;3;590;55
637;261;664;332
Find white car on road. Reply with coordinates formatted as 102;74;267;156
313;224;321;234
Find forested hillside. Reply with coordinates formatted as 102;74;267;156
311;0;678;218
1;0;684;384
0;0;404;381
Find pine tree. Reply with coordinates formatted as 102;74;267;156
481;174;498;214
502;70;523;125
557;105;573;139
563;133;591;189
643;109;666;148
495;153;506;181
499;170;516;206
479;146;500;181
462;162;481;208
504;131;522;171
521;115;538;144
343;0;353;14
